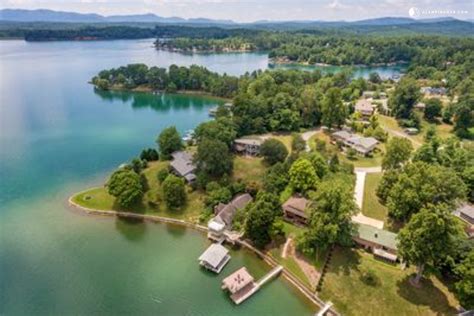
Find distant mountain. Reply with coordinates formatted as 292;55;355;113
0;9;235;24
353;17;416;25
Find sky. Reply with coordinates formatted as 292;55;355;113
0;0;472;22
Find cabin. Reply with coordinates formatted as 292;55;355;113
170;151;196;183
208;193;253;241
404;127;419;135
414;102;426;110
353;223;398;262
362;91;375;99
420;86;447;96
233;138;262;156
355;99;375;118
455;204;474;238
221;267;256;303
282;196;310;225
198;243;231;273
331;131;378;156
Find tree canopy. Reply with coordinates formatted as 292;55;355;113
260;138;289;165
107;168;144;208
397;203;464;285
157;126;182;160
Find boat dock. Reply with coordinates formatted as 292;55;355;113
222;265;283;305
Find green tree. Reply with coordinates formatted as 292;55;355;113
140;148;159;161
454;250;474;309
244;192;281;248
162;174;187;208
291;133;306;153
289;158;318;193
260;138;289;165
382;137;413;170
263;162;289;194
321;87;347;128
453;96;474;139
194;117;237;148
389;77;420;119
307;151;329;179
107;168;144;208
398;203;464;285
195;138;233;178
376;169;399;203
298;179;357;254
424;98;442;121
387;162;466;221
157;126;182;160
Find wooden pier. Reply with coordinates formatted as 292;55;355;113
222;265;283;305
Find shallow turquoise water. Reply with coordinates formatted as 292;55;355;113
0;39;316;315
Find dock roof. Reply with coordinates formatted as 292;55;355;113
222;267;254;294
198;243;229;268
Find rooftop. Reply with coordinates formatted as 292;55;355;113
355;99;374;113
283;196;310;219
198;243;229;268
170;151;196;177
354;223;398;250
234;138;263;146
458;203;474;219
214;193;253;227
222;267;255;294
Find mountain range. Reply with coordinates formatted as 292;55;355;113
0;9;470;26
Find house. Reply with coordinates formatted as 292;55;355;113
355;99;375;118
208;193;253;240
414;102;426;110
454;204;474;225
331;131;379;156
221;267;256;303
234;138;263;156
404;127;419;135
353;223;398;262
170;151;196;183
282;196;310;225
362;91;375;99
421;86;447;96
198;243;231;273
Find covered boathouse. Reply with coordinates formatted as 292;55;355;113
198;243;231;273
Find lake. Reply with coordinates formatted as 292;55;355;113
0;39;317;315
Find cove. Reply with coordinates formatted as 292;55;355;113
0;39;316;315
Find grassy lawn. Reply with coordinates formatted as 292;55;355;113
362;173;388;223
320;248;459;316
71;161;205;222
232;155;267;185
379;114;455;148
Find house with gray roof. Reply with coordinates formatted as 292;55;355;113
170;151;196;183
208;193;253;241
331;131;378;156
198;243;231;273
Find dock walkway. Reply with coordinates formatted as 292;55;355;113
231;265;283;305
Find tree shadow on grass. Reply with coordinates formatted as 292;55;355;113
328;247;362;276
115;215;146;242
396;274;458;315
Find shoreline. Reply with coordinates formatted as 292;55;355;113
269;58;408;68
93;84;232;101
68;191;338;315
